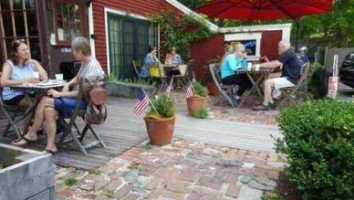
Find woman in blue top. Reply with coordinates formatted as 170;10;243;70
140;46;160;78
1;40;48;134
165;46;183;65
220;44;251;107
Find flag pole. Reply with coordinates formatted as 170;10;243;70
167;75;174;97
142;88;160;117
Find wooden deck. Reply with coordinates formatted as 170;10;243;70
0;98;148;170
1;96;281;170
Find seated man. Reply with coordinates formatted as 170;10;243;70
221;44;251;107
253;41;302;111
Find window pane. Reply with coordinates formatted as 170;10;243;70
29;38;40;61
1;1;11;10
13;0;23;9
14;11;25;36
2;12;13;37
27;9;38;35
55;2;82;42
25;0;36;9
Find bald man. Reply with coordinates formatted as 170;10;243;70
253;41;302;111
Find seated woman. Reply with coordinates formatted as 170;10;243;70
12;37;105;154
165;46;183;65
1;39;48;136
220;44;251;107
140;46;160;79
165;46;183;76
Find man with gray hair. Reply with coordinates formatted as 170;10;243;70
253;41;301;111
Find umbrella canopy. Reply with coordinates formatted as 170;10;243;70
196;0;333;21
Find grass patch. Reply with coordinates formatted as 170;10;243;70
143;143;154;150
262;192;283;200
194;108;209;119
64;178;78;186
89;169;102;175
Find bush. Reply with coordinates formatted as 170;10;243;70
147;93;175;118
194;108;209;119
192;81;208;97
276;100;354;200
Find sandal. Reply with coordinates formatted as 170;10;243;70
11;135;38;147
44;148;58;155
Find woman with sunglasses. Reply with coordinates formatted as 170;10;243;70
1;40;48;136
220;44;251;107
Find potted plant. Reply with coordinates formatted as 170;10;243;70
144;93;176;145
186;81;209;116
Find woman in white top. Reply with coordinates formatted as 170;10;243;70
1;40;48;135
12;37;105;154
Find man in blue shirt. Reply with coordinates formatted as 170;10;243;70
253;41;302;111
221;44;251;107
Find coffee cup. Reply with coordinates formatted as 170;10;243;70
247;62;253;71
55;74;64;81
33;71;40;79
254;64;260;71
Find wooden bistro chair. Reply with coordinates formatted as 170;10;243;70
209;63;235;107
276;63;312;109
169;60;195;89
57;86;107;155
132;60;142;78
149;62;168;93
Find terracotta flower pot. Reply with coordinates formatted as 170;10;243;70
144;115;176;145
186;96;208;116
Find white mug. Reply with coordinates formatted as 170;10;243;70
33;71;40;79
247;62;253;71
55;74;64;81
254;64;260;71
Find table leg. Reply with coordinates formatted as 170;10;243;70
253;74;265;97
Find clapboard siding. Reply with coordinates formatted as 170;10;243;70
92;0;183;72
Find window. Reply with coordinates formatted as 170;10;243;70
225;33;262;61
107;13;158;79
0;0;40;64
230;40;257;56
52;0;85;46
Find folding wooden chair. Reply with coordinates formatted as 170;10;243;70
168;60;195;90
57;93;106;155
276;63;312;109
209;63;235;106
0;81;23;138
132;60;142;78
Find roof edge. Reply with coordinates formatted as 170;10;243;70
164;0;219;32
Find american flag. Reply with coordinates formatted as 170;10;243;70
165;77;174;96
133;90;150;115
186;83;194;99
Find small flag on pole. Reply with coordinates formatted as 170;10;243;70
165;76;174;96
186;83;193;99
133;90;150;115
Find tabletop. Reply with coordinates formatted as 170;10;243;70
10;80;67;90
238;68;274;74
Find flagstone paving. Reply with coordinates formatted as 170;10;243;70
55;138;287;200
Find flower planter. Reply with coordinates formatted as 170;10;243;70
186;96;208;116
144;115;176;145
106;82;156;98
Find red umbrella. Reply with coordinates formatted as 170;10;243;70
196;0;333;50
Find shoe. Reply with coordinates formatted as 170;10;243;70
232;97;240;107
253;104;271;111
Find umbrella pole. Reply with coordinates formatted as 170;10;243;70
295;19;301;52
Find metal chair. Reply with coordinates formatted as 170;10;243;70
0;82;23;138
132;60;142;78
209;63;235;106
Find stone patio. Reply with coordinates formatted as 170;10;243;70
55;138;287;200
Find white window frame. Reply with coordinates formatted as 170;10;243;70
224;32;262;61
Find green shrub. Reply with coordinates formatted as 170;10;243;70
194;108;209;119
147;93;175;118
107;74;118;82
276;100;354;200
192;81;208;97
64;178;78;186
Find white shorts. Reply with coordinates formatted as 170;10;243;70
272;77;295;90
